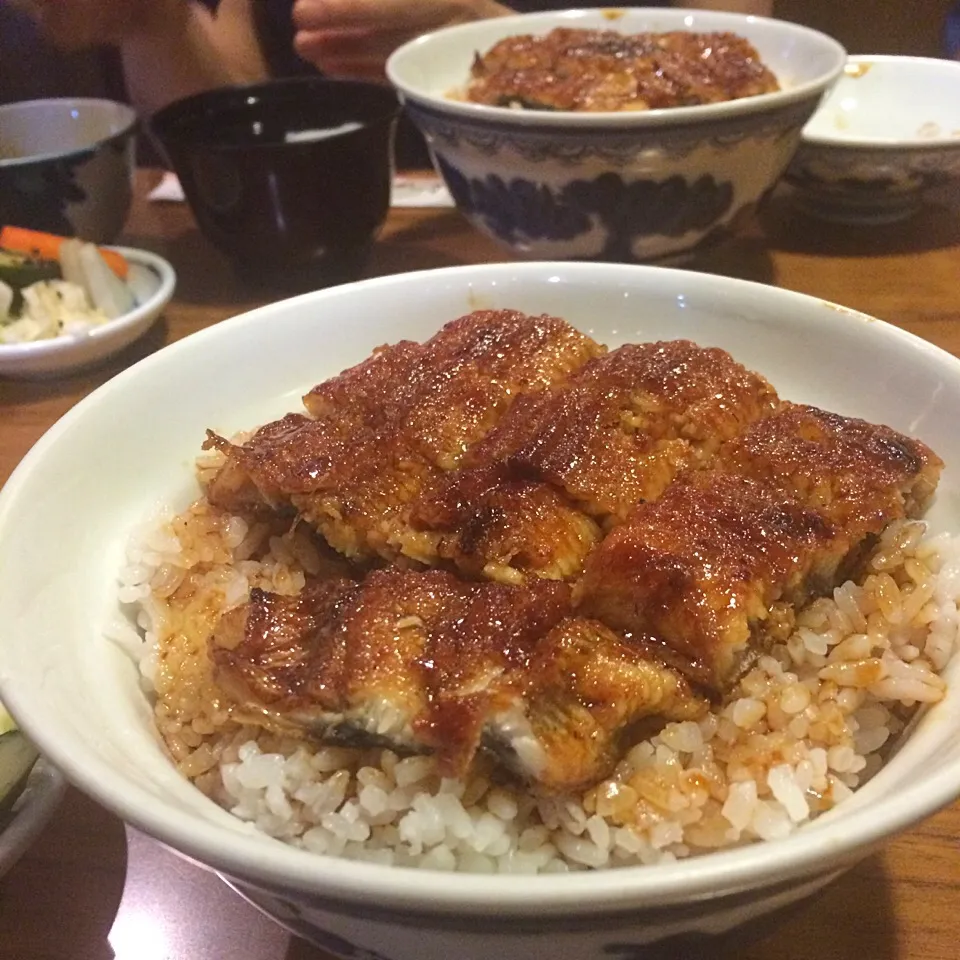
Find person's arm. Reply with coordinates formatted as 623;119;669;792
121;0;268;112
28;0;268;113
292;0;513;82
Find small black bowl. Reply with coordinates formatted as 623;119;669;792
151;77;400;286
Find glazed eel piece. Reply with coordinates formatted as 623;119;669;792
465;27;780;112
575;404;944;691
210;405;940;788
412;339;779;583
205;319;779;587
204;310;603;564
212;568;705;793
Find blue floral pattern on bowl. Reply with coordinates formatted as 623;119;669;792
230;866;842;960
412;100;815;167
787;141;960;224
437;157;734;261
405;98;819;262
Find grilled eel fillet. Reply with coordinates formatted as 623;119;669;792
412;340;779;582
212;568;705;792
576;404;944;691
203;324;942;790
465;28;779;112
208;332;778;584
205;310;603;563
209;406;940;789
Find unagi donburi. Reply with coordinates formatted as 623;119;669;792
118;309;958;873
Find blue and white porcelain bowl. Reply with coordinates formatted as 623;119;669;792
387;9;846;262
0;98;137;243
786;56;960;224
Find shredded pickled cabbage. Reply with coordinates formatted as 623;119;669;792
0;278;108;344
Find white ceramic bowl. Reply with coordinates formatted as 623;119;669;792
786;56;960;223
1;262;959;960
0;98;138;243
387;10;845;261
0;246;177;379
0;758;66;880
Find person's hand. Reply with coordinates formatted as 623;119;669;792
292;0;513;82
27;0;185;50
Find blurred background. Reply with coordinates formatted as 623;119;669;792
775;0;956;60
0;1;126;105
1;0;957;110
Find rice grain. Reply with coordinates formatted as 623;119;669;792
121;505;959;873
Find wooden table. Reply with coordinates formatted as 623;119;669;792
2;172;960;960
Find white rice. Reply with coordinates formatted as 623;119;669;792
114;506;960;874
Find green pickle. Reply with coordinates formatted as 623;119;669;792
0;249;61;287
0;249;62;311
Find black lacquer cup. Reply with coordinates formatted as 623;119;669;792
151;77;400;287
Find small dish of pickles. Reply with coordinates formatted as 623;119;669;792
0;226;176;378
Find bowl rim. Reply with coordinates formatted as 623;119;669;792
0;246;177;368
2;260;960;917
386;7;847;130
0;97;138;170
801;55;960;150
149;75;401;153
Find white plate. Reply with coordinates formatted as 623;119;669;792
0;262;959;920
0;246;176;378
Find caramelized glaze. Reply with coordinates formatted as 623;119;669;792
206;310;602;561
466;28;780;112
204;320;943;789
414;340;779;580
577;403;943;690
213;568;705;790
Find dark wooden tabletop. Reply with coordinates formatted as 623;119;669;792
2;171;960;960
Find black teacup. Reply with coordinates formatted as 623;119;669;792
151;77;400;286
